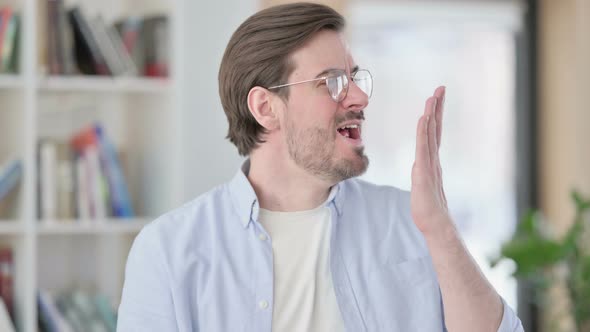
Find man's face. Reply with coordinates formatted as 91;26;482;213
278;29;370;184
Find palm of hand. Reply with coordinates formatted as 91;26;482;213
410;86;450;234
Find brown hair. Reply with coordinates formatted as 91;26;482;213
218;2;345;156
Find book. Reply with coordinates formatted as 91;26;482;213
115;17;144;75
0;248;13;323
74;156;90;220
70;291;110;332
83;146;107;219
68;7;110;75
89;16;125;76
94;124;134;217
0;7;13;68
0;158;21;219
40;290;117;332
46;0;60;74
93;294;116;332
38;140;77;220
142;15;168;77
56;158;75;219
55;293;86;332
0;158;22;203
38;290;73;332
106;24;138;76
0;296;14;332
37;0;48;74
39;140;58;219
57;291;109;332
55;0;75;74
0;11;19;73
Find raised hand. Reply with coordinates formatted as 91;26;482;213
410;86;450;235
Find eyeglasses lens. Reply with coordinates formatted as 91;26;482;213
353;70;373;98
327;74;348;102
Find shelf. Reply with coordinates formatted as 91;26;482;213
0;221;25;235
0;74;23;89
36;218;150;235
5;0;183;329
37;76;171;94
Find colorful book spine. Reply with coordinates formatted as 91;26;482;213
94;124;134;217
1;13;18;72
0;7;13;66
71;124;134;218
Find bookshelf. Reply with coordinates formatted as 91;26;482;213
0;0;184;331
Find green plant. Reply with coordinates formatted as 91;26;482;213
491;191;590;331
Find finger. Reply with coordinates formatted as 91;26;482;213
428;97;438;167
415;115;430;168
433;86;446;149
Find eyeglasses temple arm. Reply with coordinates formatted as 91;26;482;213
267;77;327;90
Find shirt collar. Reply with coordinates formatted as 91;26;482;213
328;180;344;217
228;159;344;228
228;160;259;228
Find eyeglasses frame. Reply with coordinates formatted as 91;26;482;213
266;69;373;102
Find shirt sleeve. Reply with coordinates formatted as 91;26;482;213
117;224;179;332
497;297;524;332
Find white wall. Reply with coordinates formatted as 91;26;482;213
181;1;257;201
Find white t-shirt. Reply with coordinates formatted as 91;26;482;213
258;204;345;332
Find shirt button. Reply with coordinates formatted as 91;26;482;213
258;233;268;241
259;300;269;309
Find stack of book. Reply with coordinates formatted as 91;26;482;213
38;289;117;332
42;0;169;77
37;123;134;221
0;6;19;74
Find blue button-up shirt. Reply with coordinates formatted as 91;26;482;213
117;162;522;331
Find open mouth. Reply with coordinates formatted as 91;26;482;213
337;124;361;140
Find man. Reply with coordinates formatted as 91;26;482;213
117;3;523;331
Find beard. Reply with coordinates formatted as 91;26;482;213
285;111;369;183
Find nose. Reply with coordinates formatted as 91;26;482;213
341;79;369;112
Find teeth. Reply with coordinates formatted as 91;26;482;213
339;124;359;130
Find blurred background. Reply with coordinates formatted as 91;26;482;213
0;0;587;331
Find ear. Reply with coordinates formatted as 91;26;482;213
247;86;280;130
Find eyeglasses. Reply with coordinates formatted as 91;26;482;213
267;69;373;103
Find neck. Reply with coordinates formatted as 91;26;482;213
247;148;333;212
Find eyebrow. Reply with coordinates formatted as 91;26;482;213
314;65;360;78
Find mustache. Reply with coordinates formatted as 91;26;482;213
336;111;365;125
